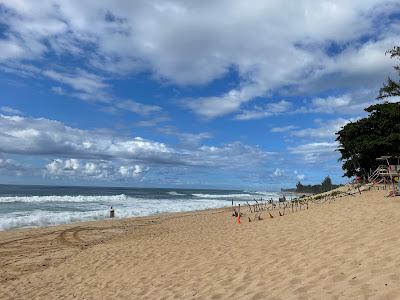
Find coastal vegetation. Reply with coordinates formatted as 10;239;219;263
282;176;341;194
336;46;400;179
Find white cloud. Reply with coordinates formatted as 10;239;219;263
43;69;111;102
116;100;162;116
235;100;292;121
0;155;26;174
0;38;25;60
119;165;149;178
0;0;397;118
304;90;381;115
0;106;22;115
289;142;338;163
135;116;170;127
293;170;305;181
291;118;355;139
51;86;65;95
271;125;298;133
64;158;80;171
183;89;255;119
297;174;305;181
156;127;213;148
273;168;284;177
45;158;148;179
0;114;270;169
178;133;212;148
311;95;352;113
0;114;173;163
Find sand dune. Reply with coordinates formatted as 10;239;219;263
1;186;400;299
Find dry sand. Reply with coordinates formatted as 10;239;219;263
1;186;400;299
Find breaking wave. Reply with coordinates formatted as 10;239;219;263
0;194;234;230
192;193;254;199
167;191;186;196
0;194;128;203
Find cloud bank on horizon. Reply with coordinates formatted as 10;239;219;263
0;0;398;188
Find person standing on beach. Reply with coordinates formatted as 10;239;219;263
110;206;115;218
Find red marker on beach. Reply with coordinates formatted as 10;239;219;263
237;215;241;224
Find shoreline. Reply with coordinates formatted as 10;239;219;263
0;204;233;233
0;206;231;234
0;187;287;231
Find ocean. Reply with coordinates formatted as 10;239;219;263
0;184;284;230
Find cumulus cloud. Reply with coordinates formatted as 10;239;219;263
45;158;148;179
0;114;173;163
0;0;398;118
0;114;270;170
119;165;149;178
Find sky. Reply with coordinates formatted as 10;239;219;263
0;0;399;190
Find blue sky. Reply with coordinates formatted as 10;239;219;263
0;0;399;190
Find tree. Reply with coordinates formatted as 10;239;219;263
293;178;339;193
296;181;304;192
336;102;400;178
378;46;400;99
321;176;332;192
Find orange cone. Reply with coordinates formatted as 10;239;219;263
237;215;241;224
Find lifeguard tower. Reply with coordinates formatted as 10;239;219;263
368;156;400;192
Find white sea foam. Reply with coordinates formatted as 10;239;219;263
252;191;281;198
167;191;186;196
0;194;128;203
0;210;109;230
0;195;234;230
192;193;255;199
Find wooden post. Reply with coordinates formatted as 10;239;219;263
246;201;253;213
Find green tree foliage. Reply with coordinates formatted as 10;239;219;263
321;176;332;191
287;176;339;193
378;46;400;99
336;102;400;178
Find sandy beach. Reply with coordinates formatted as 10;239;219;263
1;186;400;299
